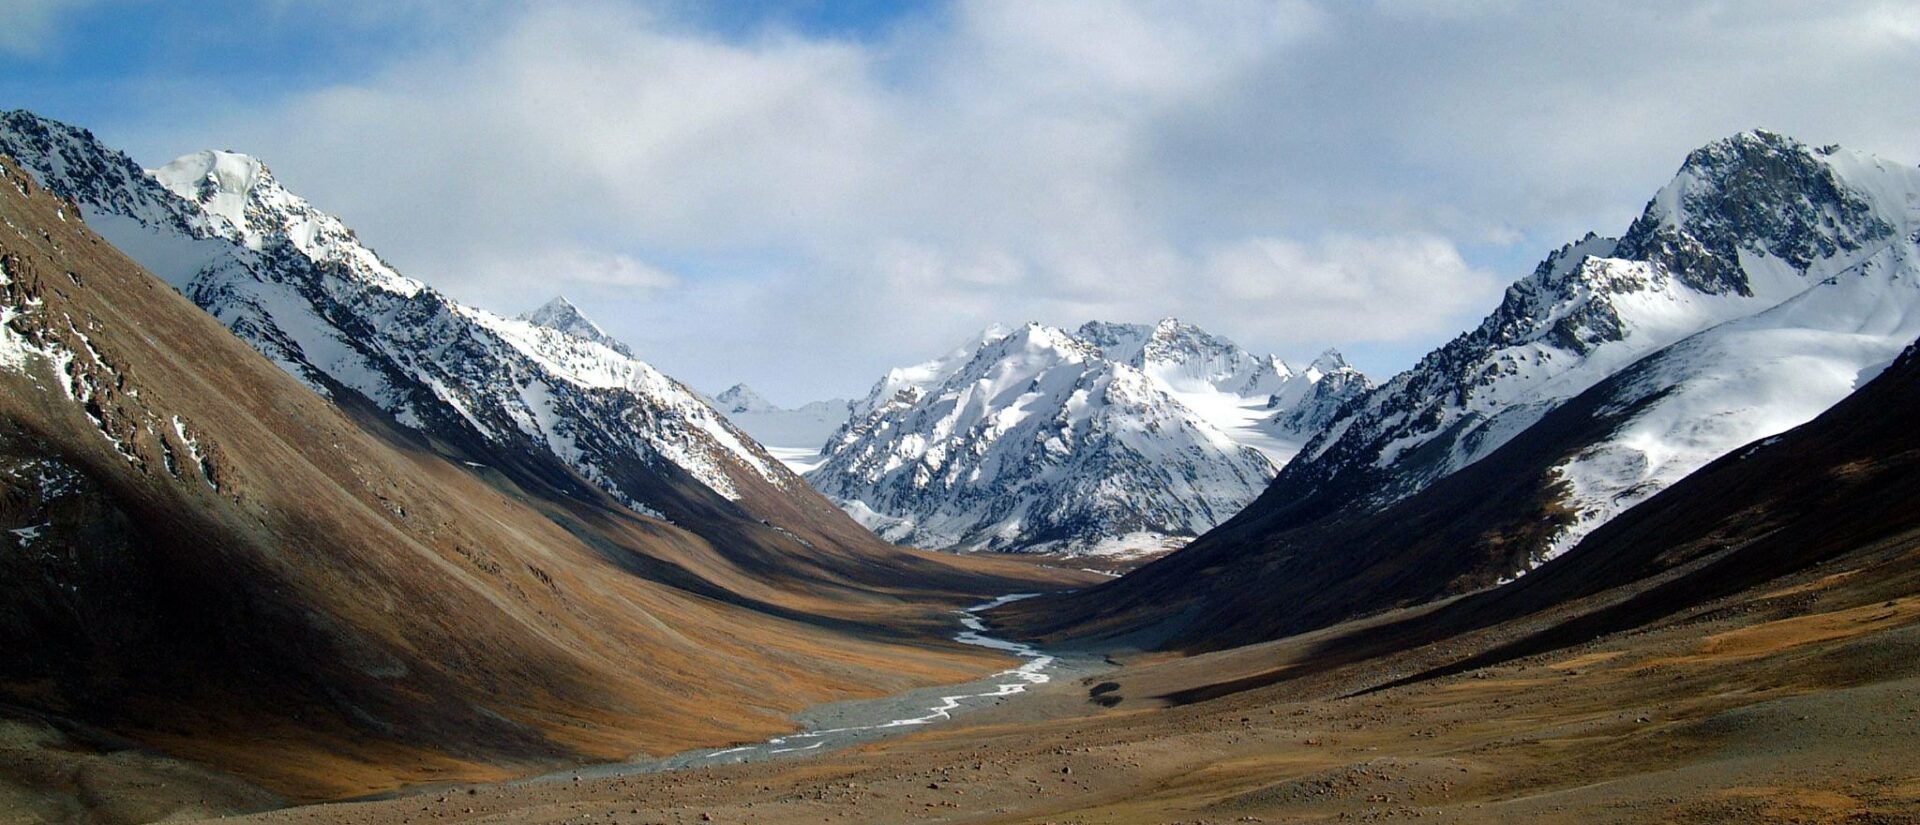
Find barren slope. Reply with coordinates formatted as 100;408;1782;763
0;155;1088;815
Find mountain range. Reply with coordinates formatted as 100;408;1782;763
803;319;1368;555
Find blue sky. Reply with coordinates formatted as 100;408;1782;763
6;1;1917;403
2;1;931;151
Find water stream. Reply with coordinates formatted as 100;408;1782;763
696;593;1058;762
550;593;1090;780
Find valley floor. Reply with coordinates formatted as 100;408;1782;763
176;529;1920;825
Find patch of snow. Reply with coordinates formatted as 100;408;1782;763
1533;241;1920;571
764;445;830;474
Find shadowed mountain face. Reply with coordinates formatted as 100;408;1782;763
1143;335;1920;707
1009;131;1920;650
1391;336;1920;680
0;143;1083;805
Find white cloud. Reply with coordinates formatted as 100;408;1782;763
1198;234;1499;341
125;0;1920;402
473;246;678;293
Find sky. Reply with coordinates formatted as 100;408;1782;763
3;0;1918;404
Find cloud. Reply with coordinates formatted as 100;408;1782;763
472;247;679;295
1198;234;1499;342
117;0;1920;402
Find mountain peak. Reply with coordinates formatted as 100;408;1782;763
520;295;633;357
1618;128;1901;296
155;149;273;193
151;149;279;229
1308;348;1350;373
1689;128;1799;163
4;109;808;514
523;294;586;327
534;294;582;314
813;318;1275;555
1005;320;1086;350
712;383;776;414
0;109;208;240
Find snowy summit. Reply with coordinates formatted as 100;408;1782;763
520;296;634;357
808;319;1367;556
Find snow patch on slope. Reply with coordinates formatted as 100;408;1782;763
1538;236;1920;569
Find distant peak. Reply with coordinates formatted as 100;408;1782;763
1147;317;1202;342
530;294;583;319
712;383;776;414
1074;319;1150;339
1011;320;1068;339
1310;348;1349;372
975;322;1015;345
995;322;1098;360
1001;321;1054;343
1680;128;1807;172
520;295;633;357
1723;127;1792;147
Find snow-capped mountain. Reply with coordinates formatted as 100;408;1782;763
1076;318;1293;397
1263;349;1373;442
520;295;634;357
1267;129;1920;572
810;321;1307;555
711;383;779;415
705;383;852;473
0;111;817;523
1024;130;1920;648
1077;319;1372;464
1534;143;1920;565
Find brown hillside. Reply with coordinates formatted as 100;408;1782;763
0;155;1089;805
